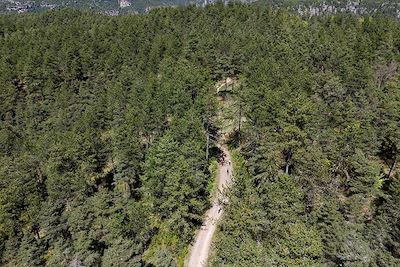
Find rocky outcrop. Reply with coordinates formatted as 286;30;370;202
118;0;130;8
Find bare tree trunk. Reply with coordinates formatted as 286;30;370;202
206;130;209;162
34;226;40;240
285;148;292;175
238;102;242;146
388;154;397;178
285;162;290;175
343;168;351;181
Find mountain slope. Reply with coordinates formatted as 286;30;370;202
1;0;399;17
255;0;400;18
1;0;199;14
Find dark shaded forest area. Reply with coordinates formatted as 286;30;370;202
0;3;399;266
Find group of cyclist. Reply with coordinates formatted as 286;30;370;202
226;160;231;175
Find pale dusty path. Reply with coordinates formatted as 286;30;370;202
186;145;232;267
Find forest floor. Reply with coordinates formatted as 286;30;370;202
186;144;233;267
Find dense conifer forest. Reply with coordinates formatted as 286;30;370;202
0;3;399;266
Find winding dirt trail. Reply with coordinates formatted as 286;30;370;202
186;145;232;267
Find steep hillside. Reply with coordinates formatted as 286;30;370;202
1;0;399;17
1;0;200;14
256;0;400;18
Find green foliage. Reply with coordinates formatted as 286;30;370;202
1;4;400;266
206;158;218;197
210;5;400;267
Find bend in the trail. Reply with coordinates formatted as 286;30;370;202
186;145;232;267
